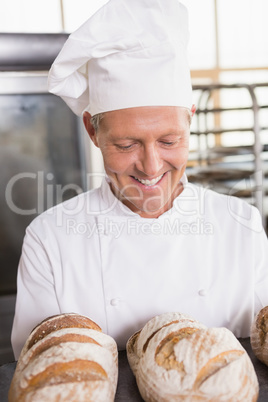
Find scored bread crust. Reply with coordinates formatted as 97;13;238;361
21;380;114;402
19;313;101;358
127;312;259;402
135;312;204;359
9;313;118;402
19;328;118;369
127;313;206;377
250;306;268;366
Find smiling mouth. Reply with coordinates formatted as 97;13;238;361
132;174;164;186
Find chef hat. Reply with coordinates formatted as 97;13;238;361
48;0;192;116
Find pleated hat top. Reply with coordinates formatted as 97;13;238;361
48;0;192;116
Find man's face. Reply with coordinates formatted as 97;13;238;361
84;106;191;218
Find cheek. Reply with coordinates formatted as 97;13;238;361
165;147;189;168
101;151;135;174
180;148;189;165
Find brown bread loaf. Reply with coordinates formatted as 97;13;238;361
9;313;118;402
250;306;268;366
127;312;259;401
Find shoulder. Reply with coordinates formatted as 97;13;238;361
180;183;263;234
27;186;102;236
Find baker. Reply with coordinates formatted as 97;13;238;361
11;0;268;359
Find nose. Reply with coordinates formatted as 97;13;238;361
136;144;163;177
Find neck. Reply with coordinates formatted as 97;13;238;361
110;181;184;219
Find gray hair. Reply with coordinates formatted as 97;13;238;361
90;108;192;132
90;113;104;132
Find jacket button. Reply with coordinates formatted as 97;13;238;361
198;289;207;297
110;298;120;306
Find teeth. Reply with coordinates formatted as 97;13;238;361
135;174;163;186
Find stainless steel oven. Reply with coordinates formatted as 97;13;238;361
0;33;90;363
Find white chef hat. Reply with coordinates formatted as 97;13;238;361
48;0;192;116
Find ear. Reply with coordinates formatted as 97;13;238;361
191;104;196;117
83;111;99;147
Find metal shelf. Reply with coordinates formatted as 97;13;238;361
188;83;268;228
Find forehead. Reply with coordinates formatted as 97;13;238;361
98;106;190;136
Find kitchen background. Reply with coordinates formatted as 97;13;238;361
0;0;268;364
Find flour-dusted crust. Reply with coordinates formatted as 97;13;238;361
19;313;102;358
250;306;268;366
127;330;141;376
127;313;259;401
9;314;118;402
135;312;204;360
127;313;206;377
19;328;118;370
22;380;113;402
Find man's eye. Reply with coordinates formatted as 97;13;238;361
161;141;175;146
116;144;134;150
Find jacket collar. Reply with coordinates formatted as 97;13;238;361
99;174;189;219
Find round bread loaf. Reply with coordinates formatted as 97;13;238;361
127;312;206;377
127;312;259;401
9;313;118;402
250;306;268;366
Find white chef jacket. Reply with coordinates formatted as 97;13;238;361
11;175;268;359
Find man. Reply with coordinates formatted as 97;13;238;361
11;0;268;359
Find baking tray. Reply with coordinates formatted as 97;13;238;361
0;339;267;401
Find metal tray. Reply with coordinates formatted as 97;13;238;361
0;339;267;401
